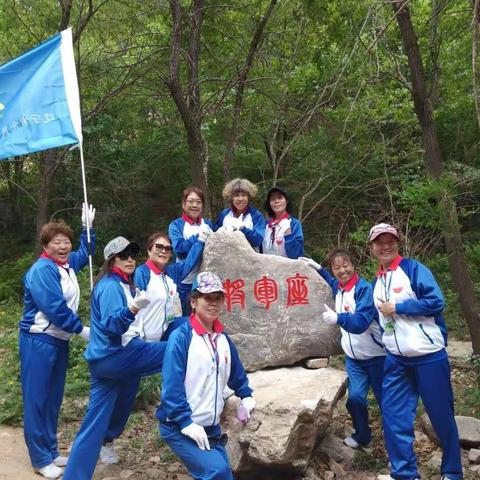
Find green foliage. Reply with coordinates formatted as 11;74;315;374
0;253;35;302
0;300;23;424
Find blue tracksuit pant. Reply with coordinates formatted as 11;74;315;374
382;351;463;480
19;331;68;469
101;317;188;445
160;422;233;480
63;338;167;480
345;355;385;446
178;284;193;316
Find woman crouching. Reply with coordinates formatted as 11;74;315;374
156;271;255;480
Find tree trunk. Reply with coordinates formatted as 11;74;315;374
392;0;480;353
223;0;278;182
167;0;210;213
36;149;60;252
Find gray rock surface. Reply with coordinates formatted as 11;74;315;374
468;448;480;464
201;231;341;371
456;415;480;448
305;358;329;369
221;366;347;477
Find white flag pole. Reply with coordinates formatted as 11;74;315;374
78;142;94;291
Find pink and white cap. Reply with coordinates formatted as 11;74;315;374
368;223;399;243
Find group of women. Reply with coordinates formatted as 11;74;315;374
18;179;463;480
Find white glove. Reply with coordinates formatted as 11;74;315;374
81;203;96;228
199;222;212;234
322;304;338;325
79;326;90;341
198;228;211;243
299;256;322;271
278;218;291;233
230;216;244;231
239;397;256;422
181;423;210;450
131;289;151;311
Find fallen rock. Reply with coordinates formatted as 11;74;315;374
419;413;440;446
119;470;135;479
148;455;160;463
201;231;341;371
456;416;480;448
329;458;346;479
221;366;347;477
305;358;329;369
316;432;356;469
145;469;167;479
469;448;480;464
447;341;473;360
427;450;442;470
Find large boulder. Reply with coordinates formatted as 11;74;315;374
201;230;341;371
221;366;347;478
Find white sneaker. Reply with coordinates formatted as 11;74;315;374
53;455;68;467
343;436;360;448
100;442;119;464
377;476;419;480
35;463;63;479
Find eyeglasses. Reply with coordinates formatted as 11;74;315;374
185;199;203;205
117;248;139;260
154;243;173;253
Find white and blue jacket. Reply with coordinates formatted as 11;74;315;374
169;215;214;286
133;240;204;341
372;256;447;359
156;315;252;429
20;230;96;343
320;268;385;361
215;206;265;250
262;215;304;259
85;271;140;361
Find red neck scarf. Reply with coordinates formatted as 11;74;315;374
40;251;68;266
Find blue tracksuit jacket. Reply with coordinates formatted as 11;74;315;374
215;206;265;249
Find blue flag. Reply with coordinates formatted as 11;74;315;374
0;28;82;160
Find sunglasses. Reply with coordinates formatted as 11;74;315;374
154;243;173;253
117;248;139;260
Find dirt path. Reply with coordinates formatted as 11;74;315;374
0;426;38;480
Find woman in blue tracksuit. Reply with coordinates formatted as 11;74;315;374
301;248;385;449
157;271;255;480
19;205;95;480
63;236;167;480
262;186;304;258
216;178;265;252
169;186;214;314
369;223;462;480
92;230;207;466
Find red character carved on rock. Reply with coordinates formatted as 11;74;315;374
223;278;246;312
253;275;278;310
286;273;310;306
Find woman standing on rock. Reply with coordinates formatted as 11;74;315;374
262;186;304;258
216;178;265;252
156;271;255;480
301;247;385;450
19;205;95;479
368;223;462;480
169;186;214;314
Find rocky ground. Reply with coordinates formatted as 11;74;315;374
1;341;478;480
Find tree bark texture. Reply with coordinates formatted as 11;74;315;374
223;0;278;182
167;0;210;213
392;0;480;353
